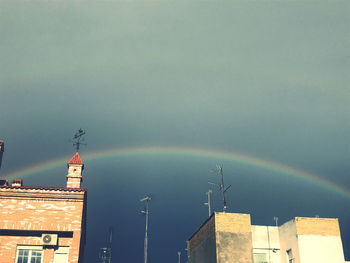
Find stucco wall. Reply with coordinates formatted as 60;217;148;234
295;217;345;263
252;225;281;263
216;232;252;263
298;235;345;263
279;219;301;263
188;232;216;263
215;212;252;263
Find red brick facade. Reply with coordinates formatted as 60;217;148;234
0;153;87;263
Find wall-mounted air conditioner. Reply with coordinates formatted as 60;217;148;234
41;234;58;246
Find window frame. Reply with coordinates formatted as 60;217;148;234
15;245;43;263
253;252;268;263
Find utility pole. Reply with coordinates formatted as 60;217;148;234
99;227;113;263
204;189;212;217
140;195;151;263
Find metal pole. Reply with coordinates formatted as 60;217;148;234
141;196;151;263
218;166;227;212
144;200;148;263
177;251;181;263
204;190;212;217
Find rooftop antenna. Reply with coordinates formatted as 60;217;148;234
204;189;212;217
140;195;152;263
99;227;113;263
71;128;86;152
186;241;189;260
273;217;279;227
209;164;231;213
177;251;181;263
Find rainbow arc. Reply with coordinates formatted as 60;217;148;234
3;146;350;200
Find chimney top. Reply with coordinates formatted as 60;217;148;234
0;179;8;186
12;179;23;187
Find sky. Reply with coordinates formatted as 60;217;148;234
0;0;349;262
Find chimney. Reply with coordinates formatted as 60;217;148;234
66;152;84;188
12;179;23;187
0;179;8;186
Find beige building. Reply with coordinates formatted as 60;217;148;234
188;212;347;263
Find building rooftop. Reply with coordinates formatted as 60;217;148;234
68;152;84;165
0;185;87;192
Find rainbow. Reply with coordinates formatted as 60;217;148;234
3;146;350;199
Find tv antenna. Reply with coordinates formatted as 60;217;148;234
140;195;152;263
209;164;231;213
99;227;113;263
204;189;212;217
71;128;86;152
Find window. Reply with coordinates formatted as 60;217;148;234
253;253;268;263
16;246;43;263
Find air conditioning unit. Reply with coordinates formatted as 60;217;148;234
41;234;58;246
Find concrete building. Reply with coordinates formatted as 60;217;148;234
188;212;347;263
0;152;87;263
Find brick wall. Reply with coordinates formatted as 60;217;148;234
0;186;86;263
188;212;253;263
215;212;253;263
295;217;340;236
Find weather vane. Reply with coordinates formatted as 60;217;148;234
71;128;86;152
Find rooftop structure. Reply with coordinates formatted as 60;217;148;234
188;212;347;263
0;152;87;263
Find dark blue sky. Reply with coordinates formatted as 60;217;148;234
0;1;349;262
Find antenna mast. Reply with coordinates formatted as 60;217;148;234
99;227;113;263
209;164;231;213
71;128;86;152
140;195;151;263
204;189;212;217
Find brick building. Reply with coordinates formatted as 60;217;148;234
188;212;347;263
0;152;87;263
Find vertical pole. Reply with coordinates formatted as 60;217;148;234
141;196;151;263
177;251;181;263
205;190;212;217
108;227;112;263
144;200;149;263
218;166;227;212
267;226;271;263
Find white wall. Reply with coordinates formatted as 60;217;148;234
252;225;281;263
279;219;301;263
298;235;345;263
